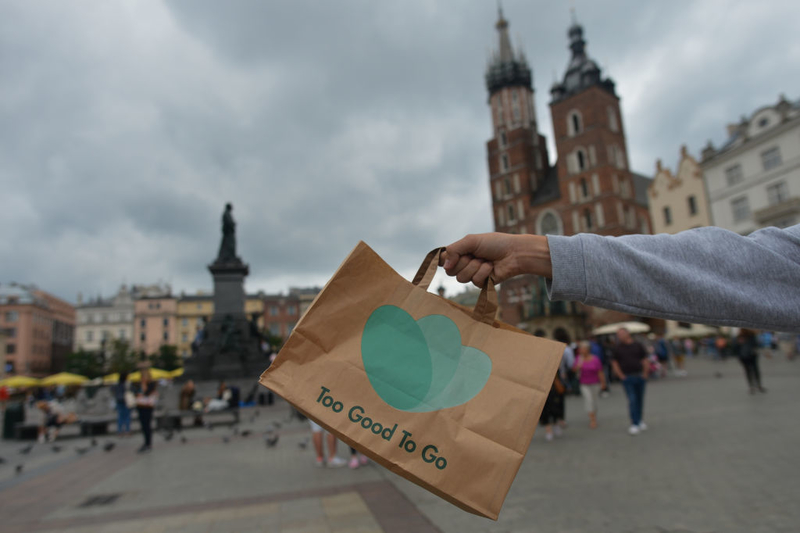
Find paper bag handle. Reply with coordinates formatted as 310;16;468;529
412;247;498;325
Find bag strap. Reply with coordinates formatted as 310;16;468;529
412;247;498;325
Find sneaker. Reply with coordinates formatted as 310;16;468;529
553;425;563;438
137;445;151;454
545;432;554;442
638;422;648;431
37;434;46;444
358;454;369;466
348;456;360;469
314;457;325;468
628;425;640;436
327;456;347;468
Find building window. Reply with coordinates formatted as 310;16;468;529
568;111;582;136
580;178;589;199
608;106;619;132
507;204;516;223
5;343;15;354
767;181;789;206
196;317;204;326
583;208;593;231
182;333;188;342
101;330;109;341
511;91;521;122
140;332;146;341
663;206;672;226
4;311;18;322
163;318;169;327
140;319;146;328
499;130;507;147
163;332;169;341
196;303;202;310
731;196;750;223
4;327;16;338
504;177;511;196
182;318;188;326
761;147;782;171
725;164;743;186
687;196;698;216
287;306;297;316
501;154;509;172
269;323;280;335
119;329;126;339
86;331;93;342
576;149;587;171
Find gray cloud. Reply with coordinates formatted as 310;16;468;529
2;0;799;302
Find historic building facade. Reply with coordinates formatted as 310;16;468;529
485;11;653;341
0;284;75;376
649;146;712;234
702;94;800;233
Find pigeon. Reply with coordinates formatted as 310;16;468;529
103;442;115;452
163;430;174;441
52;445;63;453
15;464;23;475
90;438;98;447
240;430;252;438
19;444;33;455
180;436;188;444
222;436;230;444
298;438;308;450
265;434;279;448
273;421;282;429
75;447;90;455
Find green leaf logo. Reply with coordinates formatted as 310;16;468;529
361;305;492;412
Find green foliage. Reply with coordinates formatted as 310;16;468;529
65;349;104;379
150;344;181;371
107;339;138;375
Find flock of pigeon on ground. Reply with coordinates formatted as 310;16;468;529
1;409;302;478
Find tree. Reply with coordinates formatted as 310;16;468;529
107;339;138;375
65;349;104;379
150;344;181;371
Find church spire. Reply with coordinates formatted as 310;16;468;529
485;6;532;96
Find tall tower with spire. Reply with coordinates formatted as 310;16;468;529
485;6;550;236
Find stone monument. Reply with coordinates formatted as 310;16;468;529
182;203;264;380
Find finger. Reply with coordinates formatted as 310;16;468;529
448;254;474;277
471;261;494;288
444;234;479;269
456;258;484;284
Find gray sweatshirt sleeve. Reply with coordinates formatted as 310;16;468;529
545;224;800;333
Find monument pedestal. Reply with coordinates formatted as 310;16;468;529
182;259;266;381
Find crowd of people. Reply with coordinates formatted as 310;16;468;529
539;326;797;440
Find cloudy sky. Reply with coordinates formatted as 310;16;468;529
3;0;800;303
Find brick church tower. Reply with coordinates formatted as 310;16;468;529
485;11;653;341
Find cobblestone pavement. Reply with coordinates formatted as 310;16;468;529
1;355;799;532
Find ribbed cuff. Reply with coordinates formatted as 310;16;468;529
545;234;588;302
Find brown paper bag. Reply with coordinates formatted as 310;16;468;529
259;242;563;519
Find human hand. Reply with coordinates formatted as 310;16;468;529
441;233;552;288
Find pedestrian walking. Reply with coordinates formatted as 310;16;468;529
308;419;346;467
610;328;649;435
114;372;133;436
134;369;158;453
734;329;766;394
573;341;606;429
539;375;566;441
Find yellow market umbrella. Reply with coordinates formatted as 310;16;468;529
128;371;141;382
169;367;184;378
148;368;174;380
0;375;41;388
103;373;120;385
40;372;89;387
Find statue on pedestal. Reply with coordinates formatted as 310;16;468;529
217;203;238;263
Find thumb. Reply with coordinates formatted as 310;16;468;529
443;234;479;269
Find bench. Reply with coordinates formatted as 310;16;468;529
156;409;239;430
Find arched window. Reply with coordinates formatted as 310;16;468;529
584;208;593;230
580;178;589;199
536;210;563;235
507;204;516;222
608;106;619;132
568;110;582;136
499;130;507;147
577;149;586;170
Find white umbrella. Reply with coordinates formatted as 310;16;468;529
591;321;651;336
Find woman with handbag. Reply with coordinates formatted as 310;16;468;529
114;372;134;436
539;374;566;442
134;369;158;453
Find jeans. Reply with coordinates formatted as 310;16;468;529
740;357;762;389
138;407;153;447
622;375;646;426
116;401;131;433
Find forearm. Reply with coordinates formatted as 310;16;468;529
545;225;800;332
611;361;624;380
